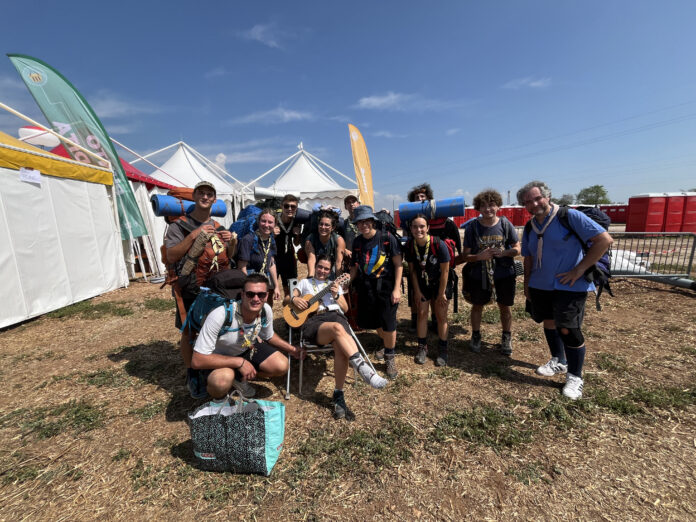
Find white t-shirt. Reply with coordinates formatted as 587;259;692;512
194;303;274;357
296;278;343;312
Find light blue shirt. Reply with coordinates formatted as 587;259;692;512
521;208;605;292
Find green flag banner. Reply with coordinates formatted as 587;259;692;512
8;54;147;240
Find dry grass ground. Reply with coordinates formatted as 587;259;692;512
0;273;695;520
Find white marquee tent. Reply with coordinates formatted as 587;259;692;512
138;142;245;227
245;144;358;213
0;131;128;329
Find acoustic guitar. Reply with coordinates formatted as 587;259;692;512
283;273;351;328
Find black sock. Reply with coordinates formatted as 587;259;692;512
418;337;427;348
385;348;395;356
472;330;481;339
544;328;566;364
438;339;448;352
565;345;586;377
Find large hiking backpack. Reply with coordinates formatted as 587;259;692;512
183;269;269;335
373;210;401;239
229;205;263;238
170;216;231;299
524;205;613;310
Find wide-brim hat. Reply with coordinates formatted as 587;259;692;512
194;180;217;195
352;205;376;222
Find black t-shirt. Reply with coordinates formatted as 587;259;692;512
275;215;300;263
463;217;518;279
351;231;402;282
404;236;450;288
238;232;276;275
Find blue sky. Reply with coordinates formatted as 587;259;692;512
2;1;696;208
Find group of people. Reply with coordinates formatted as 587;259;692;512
164;178;613;420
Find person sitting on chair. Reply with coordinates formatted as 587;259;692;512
290;255;387;420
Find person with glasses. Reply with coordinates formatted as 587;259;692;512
291;255;387;420
191;273;302;400
164;181;234;399
274;194;303;299
238;208;282;304
517;181;613;400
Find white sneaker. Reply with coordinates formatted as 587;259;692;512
562;374;584;400
536;357;568;377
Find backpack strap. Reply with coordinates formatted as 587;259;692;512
555;206;588;252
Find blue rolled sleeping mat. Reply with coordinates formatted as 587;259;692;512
151;194;227;217
398;197;466;221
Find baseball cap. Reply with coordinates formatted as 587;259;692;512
194;180;216;195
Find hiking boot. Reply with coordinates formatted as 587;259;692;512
186;368;207;399
469;332;482;353
435;351;448;367
233;379;257;398
374;347;385;362
562;374;584;400
414;346;428;365
501;333;513;356
385;354;398;379
332;391;355;421
536;357;568;377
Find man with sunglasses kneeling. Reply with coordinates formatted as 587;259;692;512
191;273;303;399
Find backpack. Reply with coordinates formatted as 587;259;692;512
524;205;613;311
182;269;269;335
229;205;263;238
374;210;401;239
166;216;231;299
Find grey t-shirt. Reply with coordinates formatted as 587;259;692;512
463;218;518;279
164;216;217;249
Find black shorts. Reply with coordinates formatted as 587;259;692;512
463;275;516;306
276;255;298;285
356;278;398;332
528;288;587;328
417;276;454;301
302;310;351;345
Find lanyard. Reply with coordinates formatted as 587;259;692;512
415;235;431;285
235;309;263;356
257;233;271;274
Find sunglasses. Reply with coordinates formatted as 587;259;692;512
283;204;297;210
244;291;268;300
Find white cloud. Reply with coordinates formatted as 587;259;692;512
372;130;408;139
501;76;552;90
239;23;285;49
226;106;314;125
204;66;229;79
445;128;461;136
105;123;137;135
192;137;312;165
453;188;471;197
90;90;163;119
354;91;470;112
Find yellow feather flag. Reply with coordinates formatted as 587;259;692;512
348;124;374;208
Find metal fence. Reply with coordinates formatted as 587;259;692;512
609;232;695;280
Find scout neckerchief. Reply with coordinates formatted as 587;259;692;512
414;235;431;286
235;307;264;357
277;214;295;252
256;232;272;274
528;204;559;269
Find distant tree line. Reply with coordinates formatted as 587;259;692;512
551;184;611;206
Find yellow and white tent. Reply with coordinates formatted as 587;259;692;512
0;131;128;328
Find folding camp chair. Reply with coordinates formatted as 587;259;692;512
284;278;375;399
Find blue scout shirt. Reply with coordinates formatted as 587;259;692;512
521;208;605;292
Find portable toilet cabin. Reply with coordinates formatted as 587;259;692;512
626;194;667;232
681;192;696;233
663;193;686;232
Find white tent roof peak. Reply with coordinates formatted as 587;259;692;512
145;142;240;193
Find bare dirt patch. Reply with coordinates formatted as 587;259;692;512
0;276;695;520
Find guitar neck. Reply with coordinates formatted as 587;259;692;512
307;282;333;306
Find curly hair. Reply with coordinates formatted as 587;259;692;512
516;181;551;206
473;189;503;210
317;209;338;229
407;183;434;202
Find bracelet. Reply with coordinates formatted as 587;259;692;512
237;360;244;369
